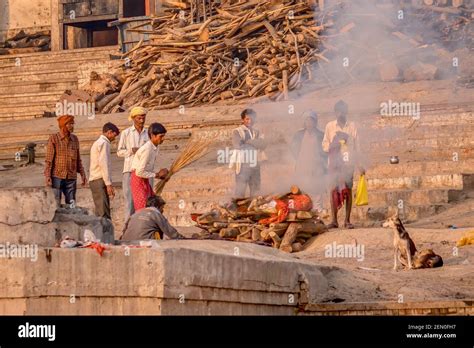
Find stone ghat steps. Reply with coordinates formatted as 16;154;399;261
366;136;474;150
163;164;474;191
0;47;117;121
0;67;78;83
351;204;448;225
0;46;117;69
162;185;463;207
0;79;77;96
0;129;191;161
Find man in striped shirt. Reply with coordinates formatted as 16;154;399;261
89;123;120;220
44;115;87;205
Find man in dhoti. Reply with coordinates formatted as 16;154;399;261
130;122;169;211
230;108;267;198
322;100;363;229
290;111;327;212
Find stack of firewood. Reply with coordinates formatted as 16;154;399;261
86;0;332;113
0;30;50;55
193;186;328;253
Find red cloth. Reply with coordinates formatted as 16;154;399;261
131;170;155;211
57;115;74;132
84;242;106;256
258;199;289;225
288;193;313;211
332;187;350;210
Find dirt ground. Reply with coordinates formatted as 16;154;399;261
296;225;474;303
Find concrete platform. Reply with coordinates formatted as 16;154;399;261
0;241;328;315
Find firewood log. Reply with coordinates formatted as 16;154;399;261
280;222;303;253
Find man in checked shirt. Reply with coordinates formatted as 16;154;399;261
44;115;87;205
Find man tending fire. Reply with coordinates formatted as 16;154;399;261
322;100;363;230
230;108;267;198
130;122;169;212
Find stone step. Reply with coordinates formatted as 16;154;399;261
352;204;448;224
0;79;77;95
372;136;474;149
370;147;474;162
366;159;474;178
362;173;473;190
0;46;117;68
0;130;191;161
366;188;462;206
0;91;65;103
0;67;77;81
1;102;57;115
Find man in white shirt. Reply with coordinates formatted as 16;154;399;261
322;100;364;230
89;122;120;220
230;109;267;198
130;122;169;211
117;106;150;221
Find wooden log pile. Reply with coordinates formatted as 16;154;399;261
0;30;51;55
87;0;332;113
193;186;328;253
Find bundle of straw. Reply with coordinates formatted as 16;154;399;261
154;137;213;195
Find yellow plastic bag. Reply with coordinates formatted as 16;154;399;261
355;174;368;206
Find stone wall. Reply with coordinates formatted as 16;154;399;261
0;242;328;315
0;187;114;246
0;0;51;42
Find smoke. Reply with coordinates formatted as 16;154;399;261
233;0;470;205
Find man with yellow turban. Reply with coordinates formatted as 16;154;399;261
117;106;150;221
44;115;87;205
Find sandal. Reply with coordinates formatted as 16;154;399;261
327;222;339;229
344;223;355;229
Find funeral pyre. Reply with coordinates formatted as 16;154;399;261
192;186;327;253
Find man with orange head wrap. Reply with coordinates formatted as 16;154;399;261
44;115;87;205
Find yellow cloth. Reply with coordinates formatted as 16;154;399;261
153;232;161;240
128;106;148;121
457;230;474;247
355;174;369;206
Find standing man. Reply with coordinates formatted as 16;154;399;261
44;115;87;205
322;100;362;229
290;111;327;212
89;122;120;220
230;108;267;198
130;122;169;211
117;106;149;221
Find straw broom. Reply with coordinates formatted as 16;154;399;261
154;137;213;195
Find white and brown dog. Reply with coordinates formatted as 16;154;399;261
383;213;443;270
